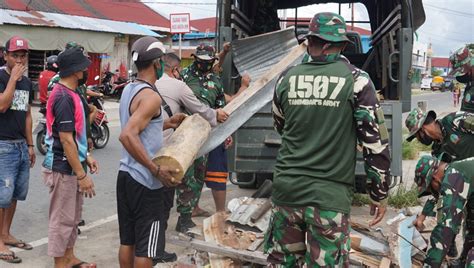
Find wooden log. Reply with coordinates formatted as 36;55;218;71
152;114;211;182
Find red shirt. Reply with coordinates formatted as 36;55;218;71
38;70;56;104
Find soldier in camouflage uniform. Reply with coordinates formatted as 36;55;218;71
175;44;226;233
450;44;474;113
414;155;474;267
406;108;474;259
265;12;391;267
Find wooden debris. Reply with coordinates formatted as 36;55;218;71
349;250;381;267
168;235;267;266
152;114;211;182
203;212;260;267
379;257;391;268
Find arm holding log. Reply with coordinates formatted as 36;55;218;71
119;89;180;187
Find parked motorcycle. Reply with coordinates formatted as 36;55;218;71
87;88;110;149
99;71;131;99
33;107;48;155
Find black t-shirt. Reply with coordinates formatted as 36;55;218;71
43;84;88;175
0;68;33;140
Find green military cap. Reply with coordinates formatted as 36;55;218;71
449;44;473;77
414;155;440;197
405;108;436;142
193;43;216;61
306;12;351;43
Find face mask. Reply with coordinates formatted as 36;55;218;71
155;60;164;80
196;60;214;73
172;67;181;80
418;133;434;146
78;70;88;85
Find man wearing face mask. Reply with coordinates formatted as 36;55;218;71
406;107;474;260
152;52;228;263
449;44;474;113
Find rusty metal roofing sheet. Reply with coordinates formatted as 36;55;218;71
0;9;160;37
232;27;299;82
227;197;271;232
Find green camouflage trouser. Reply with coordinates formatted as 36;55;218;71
176;156;207;215
264;205;351;268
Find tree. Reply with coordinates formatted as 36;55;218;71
431;68;443;77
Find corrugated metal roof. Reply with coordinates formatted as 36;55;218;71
232;27;299;82
0;0;170;30
227;197;271;232
0;9;160;37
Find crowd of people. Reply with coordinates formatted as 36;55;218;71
0;11;472;268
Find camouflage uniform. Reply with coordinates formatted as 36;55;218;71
176;46;226;216
414;156;474;267
450;44;474;113
265;13;390;267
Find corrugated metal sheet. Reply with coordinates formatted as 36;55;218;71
0;9;160;37
227;197;271;232
232;27;299;82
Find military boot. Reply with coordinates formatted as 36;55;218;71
175;213;196;233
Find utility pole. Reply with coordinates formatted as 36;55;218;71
351;3;355;31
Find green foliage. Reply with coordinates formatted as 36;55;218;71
352;186;421;209
388;185;420;209
402;129;432;160
431;68;443;77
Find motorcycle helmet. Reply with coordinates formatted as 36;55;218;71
46;55;58;72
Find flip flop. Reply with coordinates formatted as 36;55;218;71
5;240;33;250
0;251;22;263
72;261;96;268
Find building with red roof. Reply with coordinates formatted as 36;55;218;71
0;0;169;31
0;0;171;85
431;57;451;76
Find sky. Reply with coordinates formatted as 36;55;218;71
144;0;473;57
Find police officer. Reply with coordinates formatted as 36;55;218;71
449;44;474;113
265;12;391;266
414;156;474;267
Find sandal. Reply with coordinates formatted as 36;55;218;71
72;261;96;268
5;240;33;250
0;251;22;263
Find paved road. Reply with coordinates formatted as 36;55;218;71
5;91;458;266
402;90;457;122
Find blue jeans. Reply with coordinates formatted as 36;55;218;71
0;140;30;208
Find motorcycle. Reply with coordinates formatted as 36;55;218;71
99;71;131;99
87;87;110;149
33;107;48;155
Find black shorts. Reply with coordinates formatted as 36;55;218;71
116;171;165;258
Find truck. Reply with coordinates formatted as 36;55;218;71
216;0;426;191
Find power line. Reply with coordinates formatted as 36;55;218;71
424;4;473;18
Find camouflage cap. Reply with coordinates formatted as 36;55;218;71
414;155;439;197
192;44;216;61
405;108;436;142
449;44;473;77
306;12;351;43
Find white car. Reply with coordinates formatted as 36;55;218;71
420;77;432;90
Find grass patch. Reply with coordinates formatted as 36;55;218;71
352;186;420;208
402;128;432;160
388;186;420;209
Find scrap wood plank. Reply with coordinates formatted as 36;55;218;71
379;257;391;268
168;235;268;266
203;212;260;267
349;250;381;268
223;40;307;115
